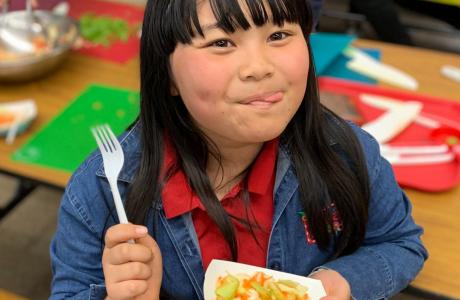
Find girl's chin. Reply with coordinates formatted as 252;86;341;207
237;128;286;143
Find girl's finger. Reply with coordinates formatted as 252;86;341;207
108;243;153;265
105;224;148;248
106;279;148;300
106;261;152;282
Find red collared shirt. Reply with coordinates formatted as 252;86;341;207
161;139;278;270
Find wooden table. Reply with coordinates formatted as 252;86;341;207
0;54;139;188
1;40;460;298
356;40;460;299
0;289;27;300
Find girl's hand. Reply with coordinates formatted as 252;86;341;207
102;224;163;300
309;269;351;300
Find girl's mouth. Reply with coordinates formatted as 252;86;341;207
240;91;284;106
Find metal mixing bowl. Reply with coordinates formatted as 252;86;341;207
0;10;78;82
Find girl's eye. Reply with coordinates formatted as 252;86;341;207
210;39;234;48
268;32;291;42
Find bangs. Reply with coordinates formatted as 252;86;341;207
163;0;313;45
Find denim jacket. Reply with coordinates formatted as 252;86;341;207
50;122;427;300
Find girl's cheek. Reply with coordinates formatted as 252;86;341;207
179;54;230;95
200;56;233;83
275;44;310;81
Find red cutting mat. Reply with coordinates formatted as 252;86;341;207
68;0;144;63
319;77;460;192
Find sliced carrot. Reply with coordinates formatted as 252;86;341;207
0;113;15;124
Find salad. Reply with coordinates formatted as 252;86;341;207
215;271;309;300
0;36;49;61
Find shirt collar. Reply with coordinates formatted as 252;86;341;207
162;138;279;219
94;119;339;186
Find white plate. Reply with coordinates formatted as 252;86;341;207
204;259;327;300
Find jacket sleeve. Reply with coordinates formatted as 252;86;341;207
320;129;428;300
50;173;108;299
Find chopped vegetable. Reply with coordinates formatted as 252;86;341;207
215;274;240;300
78;13;134;47
215;272;309;300
0;112;15;125
250;282;270;300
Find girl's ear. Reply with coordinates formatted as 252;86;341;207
170;82;179;96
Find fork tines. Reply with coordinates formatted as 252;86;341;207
91;124;118;153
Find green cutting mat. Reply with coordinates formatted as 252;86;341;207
12;84;140;172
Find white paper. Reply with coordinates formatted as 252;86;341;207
0;99;37;136
204;259;327;300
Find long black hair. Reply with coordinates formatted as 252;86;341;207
126;0;370;260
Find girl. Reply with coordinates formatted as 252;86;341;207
50;0;427;299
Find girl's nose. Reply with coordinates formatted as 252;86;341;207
238;51;275;81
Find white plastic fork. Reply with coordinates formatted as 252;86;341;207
91;124;129;225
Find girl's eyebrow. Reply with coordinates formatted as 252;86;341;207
201;23;220;33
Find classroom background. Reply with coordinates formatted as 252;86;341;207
1;0;460;299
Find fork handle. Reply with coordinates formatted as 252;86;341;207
108;179;129;224
108;179;134;244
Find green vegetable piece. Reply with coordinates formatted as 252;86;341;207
277;279;299;288
446;136;459;146
78;13;131;46
250;281;270;299
119;30;129;41
295;284;308;296
268;282;285;300
112;20;125;29
215;275;239;300
81;27;100;39
79;14;93;26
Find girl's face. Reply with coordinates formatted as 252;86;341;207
169;0;309;147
